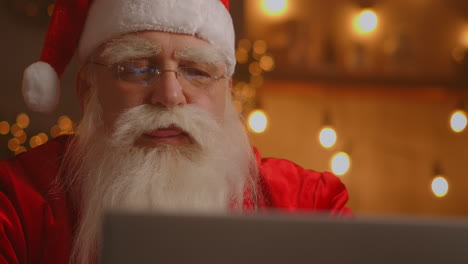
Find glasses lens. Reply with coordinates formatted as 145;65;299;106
179;67;216;88
116;59;158;84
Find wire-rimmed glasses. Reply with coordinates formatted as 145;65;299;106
92;59;226;89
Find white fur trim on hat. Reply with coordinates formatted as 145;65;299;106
22;61;60;113
78;0;236;76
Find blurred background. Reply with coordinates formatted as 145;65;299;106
1;0;468;217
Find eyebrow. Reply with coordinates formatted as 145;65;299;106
99;35;161;64
174;46;225;66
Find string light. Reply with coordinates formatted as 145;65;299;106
261;0;288;17
29;135;44;148
8;138;20;152
16;113;30;129
38;133;49;143
353;9;378;35
319;126;337;148
16;131;27;144
238;39;252;52
236;49;249;64
450;110;467;133
50;125;61;138
259;55;275;71
58;115;73;132
10;124;23;137
331;152;351;176
253;40;268;56
15;146;27;155
1;112;76;155
0;121;9;135
249;62;263;76
248;110;268;133
431;176;449;198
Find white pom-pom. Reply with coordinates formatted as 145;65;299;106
22;61;60;113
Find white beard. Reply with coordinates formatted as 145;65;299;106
63;92;258;264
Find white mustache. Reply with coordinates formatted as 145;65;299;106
109;104;222;148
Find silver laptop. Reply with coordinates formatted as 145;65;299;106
101;212;468;264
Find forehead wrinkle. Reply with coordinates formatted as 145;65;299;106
174;46;225;66
99;35;161;64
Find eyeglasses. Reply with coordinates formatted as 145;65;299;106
91;59;226;89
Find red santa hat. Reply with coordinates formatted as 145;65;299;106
22;0;234;113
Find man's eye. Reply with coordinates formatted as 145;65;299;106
128;68;151;74
181;67;212;78
116;60;157;83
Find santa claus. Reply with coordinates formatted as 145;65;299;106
0;0;351;263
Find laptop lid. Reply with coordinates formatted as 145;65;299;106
101;212;468;264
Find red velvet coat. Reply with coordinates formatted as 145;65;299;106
0;136;351;263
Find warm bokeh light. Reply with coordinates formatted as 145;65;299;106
236;49;249;64
450;110;467;133
259;55;275;71
50;125;61;138
58;115;73;132
248;110;268;133
8;138;20;152
10;124;23;137
319;127;337;148
353;9;378;35
16;113;30;129
29;135;44;148
38;133;49;143
238;39;252;52
17;131;27;144
331;152;351;176
253;40;267;56
15;146;27;155
0;121;10;135
249;62;262;76
261;0;288;17
431;176;449;198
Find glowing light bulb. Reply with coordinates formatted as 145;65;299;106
16;113;30;129
8;138;20;152
261;0;288;17
29;136;43;148
259;55;275;71
431;176;448;198
0;121;10;135
248;110;268;133
330;152;351;176
319;127;337;148
353;9;378;35
58;115;73;132
450;110;467;133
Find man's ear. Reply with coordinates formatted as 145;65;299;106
76;67;92;111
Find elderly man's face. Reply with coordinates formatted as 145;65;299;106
84;31;229;147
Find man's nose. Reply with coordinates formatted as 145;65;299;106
149;71;187;107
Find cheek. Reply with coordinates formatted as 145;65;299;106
95;77;148;130
187;85;227;121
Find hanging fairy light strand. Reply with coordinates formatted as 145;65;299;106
233;38;275;134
